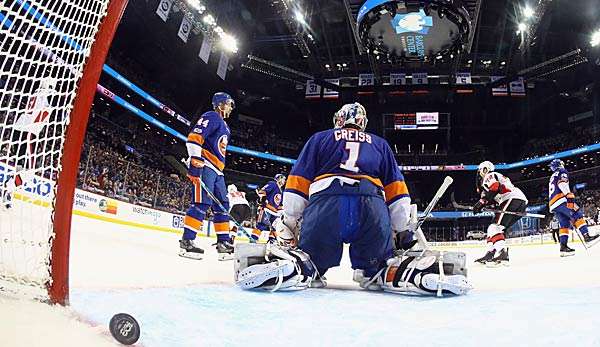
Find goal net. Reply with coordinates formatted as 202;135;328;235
0;0;126;304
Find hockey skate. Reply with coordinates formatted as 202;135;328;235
560;244;575;257
474;250;495;265
179;239;204;260
216;240;234;261
489;248;509;267
583;233;600;248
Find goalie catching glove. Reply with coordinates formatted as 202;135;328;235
273;215;300;248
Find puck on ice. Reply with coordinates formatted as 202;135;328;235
109;313;140;345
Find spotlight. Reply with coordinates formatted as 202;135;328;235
203;14;216;26
186;0;205;13
294;10;307;26
591;29;600;47
517;22;527;33
220;33;238;53
523;6;534;19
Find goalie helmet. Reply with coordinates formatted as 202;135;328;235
477;161;494;178
333;102;368;131
549;159;564;172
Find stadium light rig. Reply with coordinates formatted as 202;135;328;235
220;33;239;53
523;6;534;19
185;0;205;13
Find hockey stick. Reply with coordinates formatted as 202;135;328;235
412;176;454;250
450;193;546;219
196;178;256;243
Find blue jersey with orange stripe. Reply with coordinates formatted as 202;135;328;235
186;111;230;174
258;180;283;214
548;168;570;212
283;127;411;231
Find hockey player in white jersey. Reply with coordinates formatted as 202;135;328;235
473;161;528;265
1;78;56;210
227;184;251;241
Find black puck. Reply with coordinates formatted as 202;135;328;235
109;313;140;345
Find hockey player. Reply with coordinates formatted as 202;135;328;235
548;159;599;256
227;184;251;242
2;78;56;210
179;92;235;260
251;174;286;242
233;103;470;295
473;161;528;265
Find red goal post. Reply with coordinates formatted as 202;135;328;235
0;0;128;305
49;0;129;306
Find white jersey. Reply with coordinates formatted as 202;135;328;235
481;172;527;205
227;191;249;208
13;86;54;136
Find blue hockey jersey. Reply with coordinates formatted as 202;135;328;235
258;180;283;214
548;168;571;211
283;128;411;231
186;111;230;175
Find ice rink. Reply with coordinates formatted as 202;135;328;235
2;212;600;347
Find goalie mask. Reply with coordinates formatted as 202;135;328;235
477;161;495;178
333;102;368;131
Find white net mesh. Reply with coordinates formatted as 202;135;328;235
0;0;112;299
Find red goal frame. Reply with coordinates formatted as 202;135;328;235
48;0;130;306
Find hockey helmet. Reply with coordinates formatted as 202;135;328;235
227;184;238;194
333;102;368;131
275;174;286;185
477;161;495;178
212;92;235;110
550;159;564;172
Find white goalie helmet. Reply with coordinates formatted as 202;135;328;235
333;102;368;131
477;161;495;178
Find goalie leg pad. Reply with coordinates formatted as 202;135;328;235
381;250;471;296
234;243;316;291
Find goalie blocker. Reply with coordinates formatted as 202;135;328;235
234;243;472;296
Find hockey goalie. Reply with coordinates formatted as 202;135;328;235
233;103;472;296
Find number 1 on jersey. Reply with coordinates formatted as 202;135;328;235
340;142;360;172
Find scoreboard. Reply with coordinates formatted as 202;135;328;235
393;112;440;130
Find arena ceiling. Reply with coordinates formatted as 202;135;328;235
110;0;599;110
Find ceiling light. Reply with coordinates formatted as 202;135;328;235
523;6;534;19
220;33;238;53
591;29;600;47
186;0;205;13
518;23;527;32
203;14;216;26
295;10;307;26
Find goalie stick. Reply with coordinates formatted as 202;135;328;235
411;176;454;250
450;193;546;219
196;178;256;243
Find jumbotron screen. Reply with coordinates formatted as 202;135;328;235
393;112;439;130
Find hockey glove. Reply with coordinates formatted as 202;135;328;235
566;193;579;211
188;157;205;178
473;199;487;214
274;215;300;248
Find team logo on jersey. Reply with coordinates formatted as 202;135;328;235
274;193;282;206
218;135;228;157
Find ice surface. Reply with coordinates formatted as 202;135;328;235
3;213;600;346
